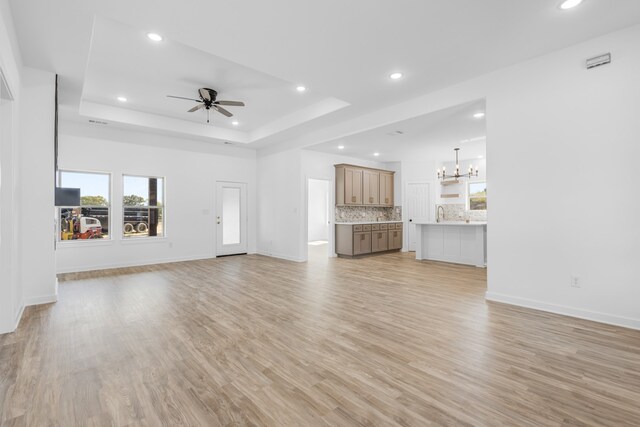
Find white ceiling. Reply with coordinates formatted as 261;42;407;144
306;99;487;163
9;0;640;148
78;16;348;140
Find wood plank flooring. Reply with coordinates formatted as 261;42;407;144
1;249;640;426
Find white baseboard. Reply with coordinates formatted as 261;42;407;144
486;291;640;331
56;254;216;274
256;250;305;263
25;294;58;306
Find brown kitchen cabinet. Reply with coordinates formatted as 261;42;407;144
363;170;380;205
388;224;403;250
335;222;402;257
335;164;394;207
371;230;388;252
379;172;394;207
335;165;363;205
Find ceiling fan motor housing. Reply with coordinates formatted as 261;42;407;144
201;88;217;101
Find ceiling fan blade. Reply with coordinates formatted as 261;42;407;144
213;105;233;117
199;88;212;101
215;100;245;107
188;104;205;113
167;95;201;102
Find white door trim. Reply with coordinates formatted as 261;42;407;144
216;181;248;256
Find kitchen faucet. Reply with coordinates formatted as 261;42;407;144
436;205;445;223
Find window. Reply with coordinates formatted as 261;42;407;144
468;181;487;211
123;175;164;238
58;171;110;241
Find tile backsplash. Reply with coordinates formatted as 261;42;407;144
438;203;487;222
335;206;402;222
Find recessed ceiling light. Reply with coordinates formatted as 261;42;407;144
117;96;127;102
338;145;345;150
389;72;403;80
296;86;306;92
560;0;583;9
373;152;380;157
147;33;163;42
473;112;485;119
231;121;239;126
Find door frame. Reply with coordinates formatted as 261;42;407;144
405;182;431;252
215;181;248;256
303;176;334;261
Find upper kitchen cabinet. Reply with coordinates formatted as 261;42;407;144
336;165;363;205
363;170;380;205
379;172;394;207
335;164;394;206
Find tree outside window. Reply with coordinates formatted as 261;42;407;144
123;175;165;238
58;171;110;241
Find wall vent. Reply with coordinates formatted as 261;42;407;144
88;119;108;125
586;53;611;70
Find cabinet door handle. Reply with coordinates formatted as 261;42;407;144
352;196;356;202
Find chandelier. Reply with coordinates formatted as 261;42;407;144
437;148;478;181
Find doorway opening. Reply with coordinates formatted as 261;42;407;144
307;178;331;262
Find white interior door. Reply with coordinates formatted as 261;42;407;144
216;182;247;256
406;183;430;251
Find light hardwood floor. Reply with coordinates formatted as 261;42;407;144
1;251;640;426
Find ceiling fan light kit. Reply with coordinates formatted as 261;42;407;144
167;87;245;123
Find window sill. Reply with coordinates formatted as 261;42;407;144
57;239;114;248
120;237;168;245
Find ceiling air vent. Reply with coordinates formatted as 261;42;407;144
88;119;108;125
586;53;611;70
386;130;404;136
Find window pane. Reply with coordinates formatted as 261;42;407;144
222;187;241;245
469;197;487;211
59;171;110;240
123;176;164;238
469;182;486;197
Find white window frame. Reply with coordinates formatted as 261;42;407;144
57;169;112;243
467;180;487;212
122;174;166;239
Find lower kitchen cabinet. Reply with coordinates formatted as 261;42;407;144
335;222;402;257
353;232;371;255
388;223;403;250
371;230;388;252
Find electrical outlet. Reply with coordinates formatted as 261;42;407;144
570;276;581;288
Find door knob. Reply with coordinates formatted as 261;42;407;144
409;219;413;222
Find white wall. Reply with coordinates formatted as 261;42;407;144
483;26;640;328
256;149;303;261
262;25;640;329
0;0;26;334
56;124;257;273
19;67;56;305
307;179;329;242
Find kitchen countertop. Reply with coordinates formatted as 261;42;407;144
414;221;487;226
334;220;403;225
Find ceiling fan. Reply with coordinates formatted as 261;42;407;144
167;88;245;123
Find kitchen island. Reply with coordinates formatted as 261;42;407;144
414;221;486;267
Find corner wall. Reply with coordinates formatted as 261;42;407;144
19;67;56;306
